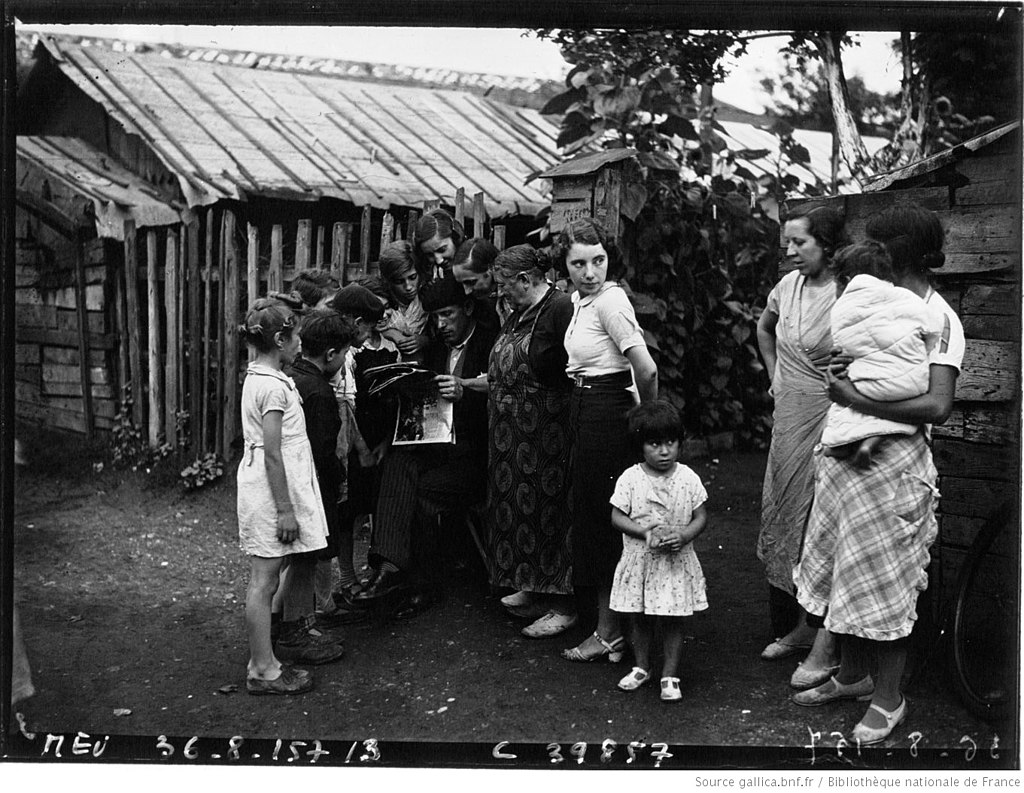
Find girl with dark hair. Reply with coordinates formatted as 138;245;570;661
609;400;709;701
554;217;659;664
236;298;329;695
378;240;430;361
413;208;466;281
487;244;577;638
754;205;849;689
793;205;965;745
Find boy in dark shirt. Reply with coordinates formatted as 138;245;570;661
282;310;365;659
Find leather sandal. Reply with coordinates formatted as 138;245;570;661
792;675;874;707
561;632;626;663
660;676;682;702
790;662;840;690
852;697;907;745
617;667;651;692
761;638;813;661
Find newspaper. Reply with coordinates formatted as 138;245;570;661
364;362;455;446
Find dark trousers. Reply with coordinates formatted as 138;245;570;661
371;446;486;577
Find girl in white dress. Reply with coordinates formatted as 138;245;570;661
609;401;709;702
237;298;329;695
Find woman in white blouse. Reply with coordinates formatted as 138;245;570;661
556;217;659;663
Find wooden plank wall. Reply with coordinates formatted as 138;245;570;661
14;191;508;462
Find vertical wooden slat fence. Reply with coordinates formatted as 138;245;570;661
123;220;143;427
72;231;95;440
186;219;202;458
163;226;179;449
113;188;509;464
146;229;163;448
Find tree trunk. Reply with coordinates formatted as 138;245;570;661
814;32;873;182
697;81;715;177
873;30;925;171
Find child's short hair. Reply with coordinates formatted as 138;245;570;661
831;241;895;285
378;240;418;284
240;297;297;353
414;209;465;251
291;268;339;307
299;309;358;358
627;400;684;453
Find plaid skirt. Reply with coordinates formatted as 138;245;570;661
794;433;939;641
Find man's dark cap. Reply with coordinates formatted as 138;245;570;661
420;274;469;313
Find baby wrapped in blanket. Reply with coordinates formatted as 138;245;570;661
820;242;939;467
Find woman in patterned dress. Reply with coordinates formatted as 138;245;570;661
486;245;577;638
755;206;849;689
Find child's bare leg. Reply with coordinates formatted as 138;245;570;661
282;555;317;622
660;616;686;679
247;556;284;678
852;436;882;469
628;613;653;671
271;559;291;614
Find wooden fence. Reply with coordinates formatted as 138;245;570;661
115;191;507;464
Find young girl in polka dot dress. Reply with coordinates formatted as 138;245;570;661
609;400;709;702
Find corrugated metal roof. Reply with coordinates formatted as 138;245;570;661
17;135;183;238
37;36;562;217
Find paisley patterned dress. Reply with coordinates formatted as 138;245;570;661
486;288;574;594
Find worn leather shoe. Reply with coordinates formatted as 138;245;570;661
355;567;409;601
792;675;874;707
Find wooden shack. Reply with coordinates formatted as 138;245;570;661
788;121;1021;606
16;33;562;456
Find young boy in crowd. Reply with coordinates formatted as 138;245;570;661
283;310;365;658
327;283;398;605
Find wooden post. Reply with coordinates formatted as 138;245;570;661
492;225;506;251
247;222;259;364
146;228;163;447
295;218;312;272
72;232;95;440
123;220;144;427
222;210;240;461
472;192;486;239
380;210;395;250
176;226;186;438
114;242;129;409
359;204;372;273
201;210;215;454
455;187;466;230
316;225;326;269
187;218;202;459
214;214;227;456
269;224;284;293
406;209;419;244
331;222;351;284
164;226;179;449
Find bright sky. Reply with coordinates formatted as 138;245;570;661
16;24;903;115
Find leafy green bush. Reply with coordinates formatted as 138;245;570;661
179;453;225;491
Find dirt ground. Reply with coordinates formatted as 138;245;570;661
6;429;1016;769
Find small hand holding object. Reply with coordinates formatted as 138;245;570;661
277;510;299;544
825;366;859;408
395;333;421;356
828;347;854;379
434;374;463;401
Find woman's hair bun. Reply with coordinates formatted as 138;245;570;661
921;251;946;270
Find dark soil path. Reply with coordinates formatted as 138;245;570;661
8;433;1013;767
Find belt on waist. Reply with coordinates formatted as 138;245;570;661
570;371;632;388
